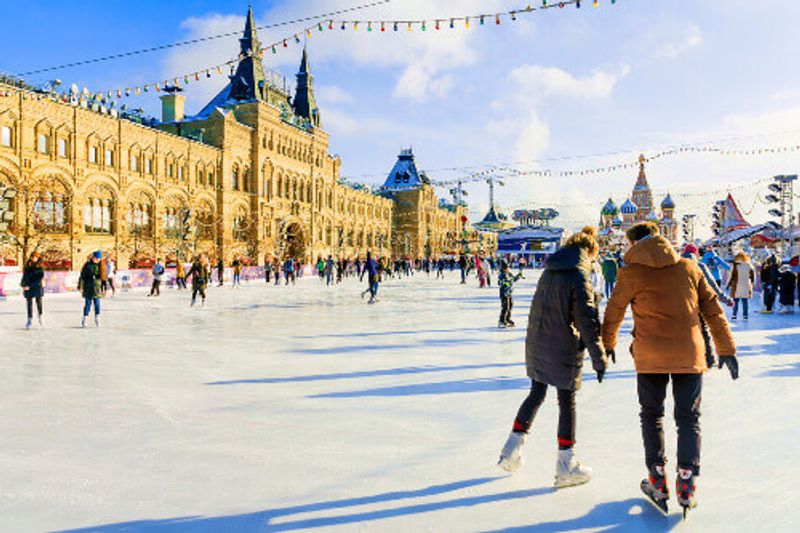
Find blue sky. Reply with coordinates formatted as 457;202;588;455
5;0;800;233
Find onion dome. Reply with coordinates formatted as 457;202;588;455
601;198;619;216
661;194;675;210
620;199;637;214
646;209;659;221
612;216;623;227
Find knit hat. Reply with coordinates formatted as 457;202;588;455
779;265;791;273
92;250;102;259
682;243;699;256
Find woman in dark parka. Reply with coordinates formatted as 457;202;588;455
498;231;608;488
21;252;45;329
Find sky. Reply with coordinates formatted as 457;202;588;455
5;0;800;235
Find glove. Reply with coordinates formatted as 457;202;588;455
727;300;735;308
705;353;716;370
593;358;607;383
606;349;616;365
719;355;739;380
596;368;605;383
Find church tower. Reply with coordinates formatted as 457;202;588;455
631;154;654;221
228;5;268;102
293;47;321;127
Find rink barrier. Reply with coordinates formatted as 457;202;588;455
0;265;314;298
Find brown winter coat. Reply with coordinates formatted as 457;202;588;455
727;261;755;299
602;236;736;374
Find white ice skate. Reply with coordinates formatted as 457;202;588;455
497;431;527;473
25;318;32;330
94;315;100;327
554;448;592;488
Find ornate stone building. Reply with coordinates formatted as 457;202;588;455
0;7;402;269
599;155;678;245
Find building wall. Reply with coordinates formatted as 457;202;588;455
0;85;395;268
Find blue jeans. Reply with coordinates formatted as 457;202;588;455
733;298;748;317
83;297;100;316
605;280;615;298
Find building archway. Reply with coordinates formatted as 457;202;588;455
284;222;306;260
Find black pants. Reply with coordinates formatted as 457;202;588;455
500;295;513;323
764;285;776;311
149;279;161;296
26;296;43;319
638;373;702;475
176;277;187;289
192;284;206;303
514;380;576;448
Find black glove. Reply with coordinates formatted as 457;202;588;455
719;355;739;380
596;368;605;383
606;349;616;365
593;358;607;383
705;352;716;370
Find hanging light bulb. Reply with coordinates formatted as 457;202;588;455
194;72;200;81
393;21;398;31
480;15;485;25
328;20;333;30
495;14;501;24
576;0;581;8
449;18;454;29
318;22;323;31
353;21;359;30
307;28;313;38
272;45;277;54
422;20;427;31
593;0;599;6
341;21;346;30
283;39;288;47
435;19;440;30
407;22;412;31
511;11;517;20
466;17;470;28
294;34;301;43
381;21;385;31
367;21;372;32
543;0;548;6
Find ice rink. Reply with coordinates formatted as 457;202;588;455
1;270;798;532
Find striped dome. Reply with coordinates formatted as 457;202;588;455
620;199;637;214
601;198;619;216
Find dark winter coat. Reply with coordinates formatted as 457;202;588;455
21;264;45;299
601;256;618;283
760;261;780;288
778;269;796;306
78;261;102;299
525;245;607;391
187;262;210;290
498;270;522;298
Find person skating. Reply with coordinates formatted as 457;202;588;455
187;254;210;307
78;251;103;327
700;248;730;287
316;258;326;281
497;260;523;328
498;232;607;488
727;252;754;320
21;252;45;329
601;253;618;299
175;258;187;290
232;258;242;288
105;256;116;296
149;258;165;297
778;265;796;313
216;258;225;287
458;254;468;284
264;255;273;284
602;222;737;516
283;257;295;285
361;252;379;303
325;255;335;286
760;255;780;313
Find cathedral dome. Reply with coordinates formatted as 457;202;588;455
601;198;619;216
620;199;637;214
661;194;675;210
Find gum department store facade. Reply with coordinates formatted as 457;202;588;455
0;8;490;270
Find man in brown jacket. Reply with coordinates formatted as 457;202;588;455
602;222;738;515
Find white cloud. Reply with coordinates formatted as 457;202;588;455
316;85;353;105
656;23;703;59
507;63;630;101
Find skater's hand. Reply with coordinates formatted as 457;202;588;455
705;353;716;370
596;368;605;383
727;300;735;307
719;355;739;380
593;358;607;383
606;348;616;364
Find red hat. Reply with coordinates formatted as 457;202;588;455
683;243;699;255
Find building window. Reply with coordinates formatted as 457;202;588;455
145;158;152;175
232;167;239;190
84;197;113;234
58;138;68;158
178;165;184;180
232;215;248;241
131;154;138;172
37;134;49;154
33;192;68;233
163;207;180;239
167;163;173;178
89;146;98;163
105;149;114;166
208;170;215;187
126;203;153;237
0;126;11;147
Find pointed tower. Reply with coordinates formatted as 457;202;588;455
293;47;321;127
228;5;268;102
631;154;654;221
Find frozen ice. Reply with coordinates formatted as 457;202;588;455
0;271;798;531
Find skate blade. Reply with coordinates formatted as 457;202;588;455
554;475;590;489
640;482;669;516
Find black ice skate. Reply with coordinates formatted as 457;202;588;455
640;464;669;515
676;468;697;520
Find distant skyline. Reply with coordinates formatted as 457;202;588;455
5;0;800;234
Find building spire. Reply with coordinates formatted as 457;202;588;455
631;153;654;215
228;5;268;102
293;46;321;127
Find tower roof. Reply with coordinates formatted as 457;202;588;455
620;199;637;214
601;198;619;216
634;154;650;191
293;46;320;127
661;193;675;210
382;149;424;189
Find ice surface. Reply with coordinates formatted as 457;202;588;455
0;271;798;532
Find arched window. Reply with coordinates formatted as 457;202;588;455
126;191;154;237
232;206;249;241
196;202;216;241
232;165;240;190
83;188;114;235
33;181;70;234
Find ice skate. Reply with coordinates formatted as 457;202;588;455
497;431;527;473
676;468;698;519
498;321;506;329
554;448;592;488
94;315;100;327
25;318;32;330
81;316;87;328
37;315;43;327
505;320;516;327
640;464;669;515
